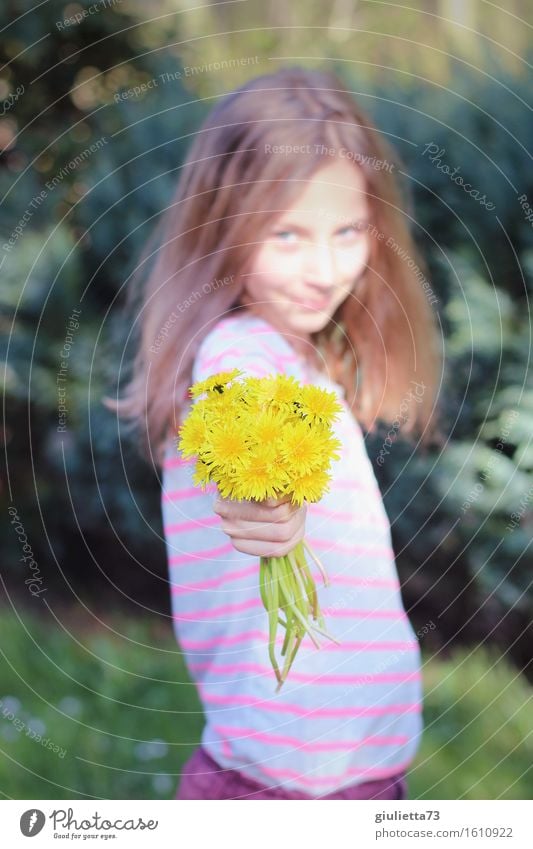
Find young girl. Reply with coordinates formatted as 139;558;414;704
109;66;441;800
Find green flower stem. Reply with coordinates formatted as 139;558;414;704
286;549;312;611
303;539;330;587
259;556;269;609
260;556;282;685
268;558;281;684
277;626;297;692
275;557;321;650
259;540;340;690
276;627;304;693
283;553;310;625
287;628;305;679
307;619;341;644
278;621;306;691
280;623;291;657
288;546;318;620
280;595;294;657
278;554;307;625
294;540;317;588
287;548;340;644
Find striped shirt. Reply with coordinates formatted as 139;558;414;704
161;310;423;797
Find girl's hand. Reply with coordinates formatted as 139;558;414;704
213;493;307;558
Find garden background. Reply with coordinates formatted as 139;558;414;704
1;0;532;799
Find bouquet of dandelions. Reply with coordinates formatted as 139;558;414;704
177;368;343;691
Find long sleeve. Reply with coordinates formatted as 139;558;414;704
191;312;301;384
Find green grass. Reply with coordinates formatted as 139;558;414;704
0;606;531;799
410;644;533;800
0;605;203;799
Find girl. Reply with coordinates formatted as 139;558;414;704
108;66;441;800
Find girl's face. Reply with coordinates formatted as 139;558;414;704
241;159;371;355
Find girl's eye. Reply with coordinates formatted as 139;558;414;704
337;223;366;238
271;223;368;244
273;230;299;243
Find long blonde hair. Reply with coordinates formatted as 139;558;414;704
104;65;442;467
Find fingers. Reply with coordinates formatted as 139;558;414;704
264;495;292;508
218;502;307;558
221;500;306;534
230;530;306;558
214;494;297;522
220;510;304;543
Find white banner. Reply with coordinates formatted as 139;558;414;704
2;800;531;847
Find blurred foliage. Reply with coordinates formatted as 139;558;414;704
0;607;530;799
0;1;532;687
1;0;204;611
143;0;532;91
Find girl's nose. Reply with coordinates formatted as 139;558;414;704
304;240;336;286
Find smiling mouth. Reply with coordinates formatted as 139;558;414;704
297;299;331;310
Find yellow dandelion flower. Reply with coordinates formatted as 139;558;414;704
277;419;325;476
202;384;246;423
288;468;332;506
212;471;238;500
177;413;210;458
310;427;343;464
245;408;287;447
298;384;344;425
240;376;264;396
309;450;342;473
201;420;249;473
192;458;214;488
189;368;243;398
215;379;249;404
253;374;302;413
256;439;280;465
231;446;291;502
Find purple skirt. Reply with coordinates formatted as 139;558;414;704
176;746;408;800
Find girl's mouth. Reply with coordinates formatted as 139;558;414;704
297;298;331;310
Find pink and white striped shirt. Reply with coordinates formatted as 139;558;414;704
161;310;423;797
